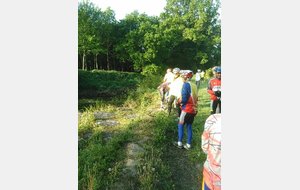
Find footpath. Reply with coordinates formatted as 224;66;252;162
78;104;203;189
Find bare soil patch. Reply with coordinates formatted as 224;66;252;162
166;144;202;190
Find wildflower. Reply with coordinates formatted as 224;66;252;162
143;166;146;170
108;168;112;172
152;168;155;172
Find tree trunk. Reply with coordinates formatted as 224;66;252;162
82;51;85;70
95;55;98;70
113;57;115;70
107;51;109;71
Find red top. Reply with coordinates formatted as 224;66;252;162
207;78;221;101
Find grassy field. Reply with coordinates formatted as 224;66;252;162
78;70;212;189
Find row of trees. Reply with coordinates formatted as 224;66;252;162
78;0;221;72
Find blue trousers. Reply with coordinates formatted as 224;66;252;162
177;111;196;144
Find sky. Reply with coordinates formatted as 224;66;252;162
85;0;167;21
80;0;221;21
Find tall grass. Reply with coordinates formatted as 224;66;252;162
78;69;142;91
78;70;213;189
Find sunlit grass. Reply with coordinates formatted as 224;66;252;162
78;74;213;189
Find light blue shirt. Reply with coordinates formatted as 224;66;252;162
195;72;200;81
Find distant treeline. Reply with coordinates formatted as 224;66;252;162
78;0;221;72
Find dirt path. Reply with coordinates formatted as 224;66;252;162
154;103;203;190
79;101;203;189
166;145;202;190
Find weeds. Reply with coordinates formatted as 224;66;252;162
78;112;97;134
78;70;213;189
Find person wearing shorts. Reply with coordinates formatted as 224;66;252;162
173;70;198;150
157;82;170;109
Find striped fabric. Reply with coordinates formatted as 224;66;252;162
202;114;221;190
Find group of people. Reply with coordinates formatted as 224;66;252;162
158;65;221;116
157;65;221;190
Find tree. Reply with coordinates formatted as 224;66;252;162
78;0;98;70
99;7;117;71
77;0;221;72
160;0;221;70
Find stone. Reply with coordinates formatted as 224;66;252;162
97;119;119;127
126;114;138;119
126;143;145;157
83;132;92;139
93;111;116;119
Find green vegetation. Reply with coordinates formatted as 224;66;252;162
78;69;142;91
78;70;212;189
78;0;221;72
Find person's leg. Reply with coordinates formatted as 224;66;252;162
159;89;164;108
186;124;193;145
162;90;167;108
176;102;181;117
212;100;218;114
178;123;184;143
165;90;169;103
215;100;221;113
185;113;196;146
210;100;214;114
177;111;187;145
168;95;175;115
173;111;186;148
196;81;200;89
210;100;213;109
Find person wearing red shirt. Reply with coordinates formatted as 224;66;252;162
173;70;198;150
207;67;221;114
